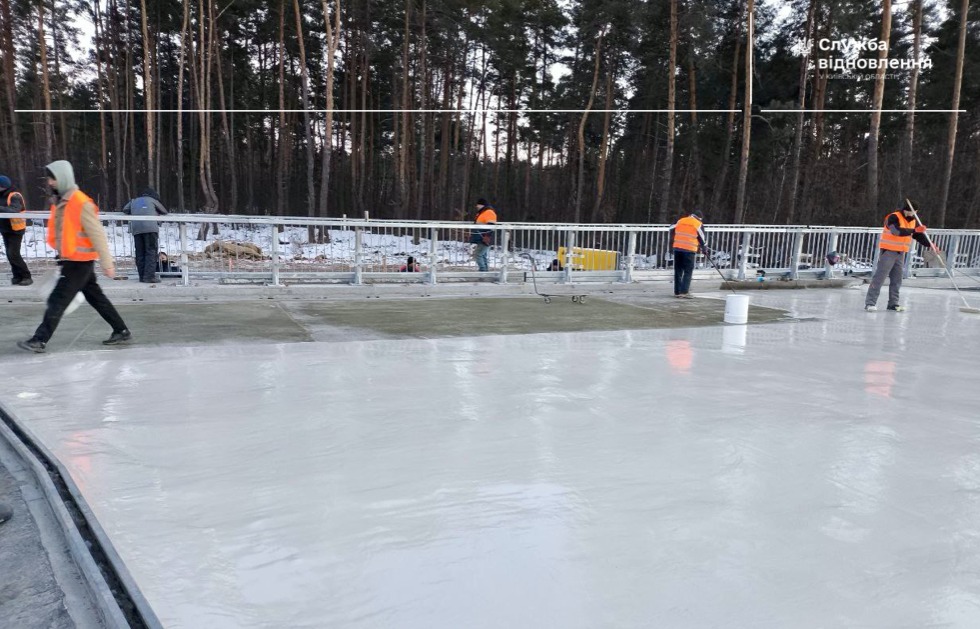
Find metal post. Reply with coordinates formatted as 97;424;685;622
270;224;281;286
428;227;438;285
789;229;804;280
946;234;961;278
179;222;190;287
738;232;751;281
624;231;637;283
353;227;363;285
564;230;576;284
498;229;510;284
825;231;839;280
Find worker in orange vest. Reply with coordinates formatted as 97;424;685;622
18;161;132;353
669;210;709;298
0;174;33;286
865;200;938;312
471;198;498;272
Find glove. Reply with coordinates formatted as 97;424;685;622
914;224;926;233
701;246;712;255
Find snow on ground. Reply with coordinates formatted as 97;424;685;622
9;222;564;271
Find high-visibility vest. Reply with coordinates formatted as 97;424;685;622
47;190;99;261
672;216;702;252
5;192;26;231
476;207;497;224
879;211;915;253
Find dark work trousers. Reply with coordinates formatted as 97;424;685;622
133;232;159;281
673;249;696;295
865;249;906;308
2;229;32;283
33;261;128;343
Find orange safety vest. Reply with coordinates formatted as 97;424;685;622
47;190;100;261
879;211;915;253
5;192;26;231
476;207;497;224
672;216;702;252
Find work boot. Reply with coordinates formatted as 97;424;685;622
864;305;878;312
103;329;132;345
887;305;906;312
17;338;46;353
17;278;33;286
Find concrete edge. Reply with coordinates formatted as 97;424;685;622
0;277;901;305
0;401;163;629
0;428;107;628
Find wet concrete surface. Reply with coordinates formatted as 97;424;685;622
3;287;980;627
0;294;788;355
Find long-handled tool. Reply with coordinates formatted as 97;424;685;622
705;249;738;295
521;253;586;304
905;198;980;315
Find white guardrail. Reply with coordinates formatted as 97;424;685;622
4;212;980;287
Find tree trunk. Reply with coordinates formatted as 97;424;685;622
784;0;817;224
936;0;969;227
36;1;54;164
900;0;922;201
734;0;754;223
212;22;237;214
416;0;429;220
195;0;220;238
176;0;190;210
318;0;340;241
866;0;891;212
93;0;110;203
710;11;742;217
293;0;317;239
686;44;704;212
657;0;678;223
276;0;287;218
140;0;156;188
575;33;603;223
592;68;614;222
399;0;411;217
0;0;26;195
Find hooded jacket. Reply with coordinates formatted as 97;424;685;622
0;182;25;234
122;188;169;235
46;160;114;271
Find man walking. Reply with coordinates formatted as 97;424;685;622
0;175;33;286
17;161;132;353
471;198;497;272
122;188;168;283
669;210;708;298
865;200;938;312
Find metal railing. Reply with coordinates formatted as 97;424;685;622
4;212;980;286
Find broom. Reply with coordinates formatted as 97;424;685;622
905;198;980;315
33;266;85;315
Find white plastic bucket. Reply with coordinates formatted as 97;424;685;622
724;294;750;324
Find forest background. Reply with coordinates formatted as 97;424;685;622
1;0;978;229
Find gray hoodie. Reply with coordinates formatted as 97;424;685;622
46;160;114;271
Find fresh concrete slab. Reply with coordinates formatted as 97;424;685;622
2;295;788;356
